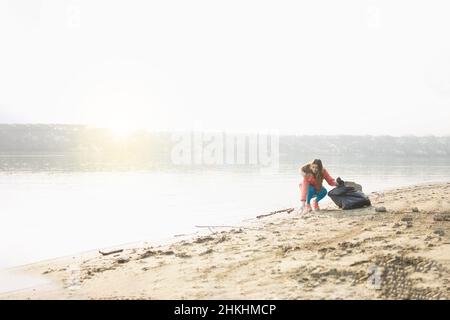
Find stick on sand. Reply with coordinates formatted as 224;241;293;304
99;249;124;256
256;207;294;219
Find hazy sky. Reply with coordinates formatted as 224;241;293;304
1;0;449;135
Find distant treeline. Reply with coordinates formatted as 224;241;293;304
0;124;171;156
1;124;450;165
279;134;450;161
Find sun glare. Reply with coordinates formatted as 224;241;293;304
109;123;138;138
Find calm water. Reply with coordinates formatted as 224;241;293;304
1;161;450;272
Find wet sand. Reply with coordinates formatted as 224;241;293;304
1;182;450;300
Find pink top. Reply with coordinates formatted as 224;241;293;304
300;169;337;201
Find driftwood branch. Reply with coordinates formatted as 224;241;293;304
196;225;239;228
256;207;295;219
99;249;124;256
195;225;259;231
194;207;295;232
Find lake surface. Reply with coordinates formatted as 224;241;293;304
1;160;450;273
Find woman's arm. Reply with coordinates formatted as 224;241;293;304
323;169;337;187
300;177;310;202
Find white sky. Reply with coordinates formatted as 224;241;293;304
0;0;449;135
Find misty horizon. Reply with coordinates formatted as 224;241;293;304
0;123;449;138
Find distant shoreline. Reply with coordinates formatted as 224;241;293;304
2;181;450;300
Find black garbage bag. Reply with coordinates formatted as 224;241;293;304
328;177;371;210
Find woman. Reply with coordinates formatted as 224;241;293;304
299;159;337;212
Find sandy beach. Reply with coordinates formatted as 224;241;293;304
1;182;450;300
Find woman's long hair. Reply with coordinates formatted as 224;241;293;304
312;159;324;187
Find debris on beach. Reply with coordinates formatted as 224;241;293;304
433;213;450;221
257;207;295;219
116;257;129;264
193;236;215;244
99;249;124;256
175;252;192;259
